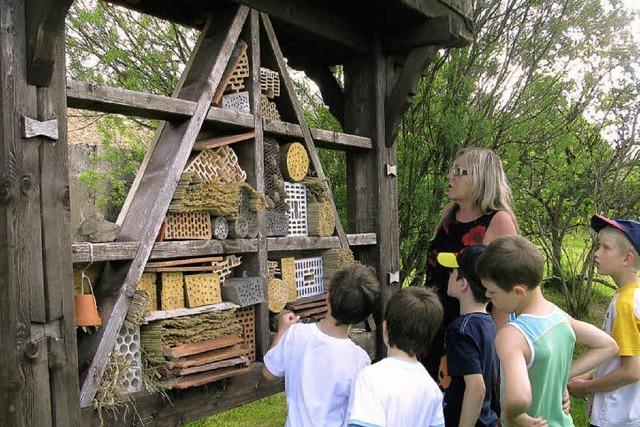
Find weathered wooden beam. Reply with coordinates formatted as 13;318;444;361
230;0;368;53
80;363;284;426
385;46;437;147
383;15;473;52
396;0;473;25
71;234;377;263
25;0;73;86
261;13;350;249
66;80;372;150
77;6;250;408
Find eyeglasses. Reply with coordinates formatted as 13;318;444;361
449;166;469;177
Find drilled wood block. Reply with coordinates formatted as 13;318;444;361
228;216;248;239
212;216;229;240
221;276;265;307
267;278;290;313
184;273;221;308
136;272;158;313
295;257;324;298
164;212;212;240
222;90;250;113
244;210;258;238
284;182;307;237
185;145;247;185
280;257;297;302
266;211;289;237
282;142;309;182
235;306;256;362
161;272;185;310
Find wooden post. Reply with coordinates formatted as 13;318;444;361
344;40;400;359
1;0;79;425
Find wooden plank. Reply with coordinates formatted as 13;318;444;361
67;79;372;150
144;302;240;323
211;40;248;105
165;344;249;369
80;363;283;426
164;365;251;389
36;4;81;424
71;234;377;263
144;256;224;268
193;131;255;151
286;300;327;311
171;355;249;376
164;335;243;359
143;265;226;273
383;15;472;52
78;7;250;408
261;14;349;249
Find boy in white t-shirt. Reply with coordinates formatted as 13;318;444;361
263;262;380;427
348;287;445;427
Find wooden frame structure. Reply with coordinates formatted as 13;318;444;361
0;0;472;425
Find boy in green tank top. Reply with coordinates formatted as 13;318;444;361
476;235;618;427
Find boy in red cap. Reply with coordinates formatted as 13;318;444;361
568;215;640;427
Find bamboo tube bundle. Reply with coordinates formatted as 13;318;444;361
307;201;335;237
322;249;355;282
177;181;242;216
124;290;151;329
302;176;328;203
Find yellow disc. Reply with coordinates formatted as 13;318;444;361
283;142;309;182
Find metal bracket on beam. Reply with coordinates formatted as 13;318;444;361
385;164;397;176
21;115;59;140
388;271;400;285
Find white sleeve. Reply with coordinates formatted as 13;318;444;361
263;326;295;377
348;369;385;427
428;391;445;427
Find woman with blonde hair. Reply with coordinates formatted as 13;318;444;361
422;147;517;381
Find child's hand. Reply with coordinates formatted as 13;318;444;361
277;310;300;332
562;389;571;414
508;413;548;427
567;377;591;396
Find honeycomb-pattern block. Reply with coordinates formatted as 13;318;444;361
184;273;221;308
222;91;250;113
259;67;280;97
225;50;250;93
161;272;185;310
228;217;248;239
235;306;256;362
284;182;307;236
267;279;289;313
244;211;258;238
295;257;324;298
282;143;309;182
136;273;158;313
280;257;297;302
164;212;212;240
185;146;247;185
266;211;289;236
114;323;142;393
222;277;265;307
212;216;229;240
261;94;280;120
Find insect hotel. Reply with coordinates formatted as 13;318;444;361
0;0;472;425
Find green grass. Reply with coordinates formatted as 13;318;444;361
184;393;286;427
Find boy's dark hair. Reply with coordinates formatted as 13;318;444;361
456;245;489;303
476;235;544;292
385;287;443;357
329;263;379;325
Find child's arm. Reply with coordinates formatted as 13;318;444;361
566;316;618;379
568;355;640;395
495;327;548;427
262;311;300;381
458;374;485;427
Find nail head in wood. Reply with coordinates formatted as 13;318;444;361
21;115;59;140
388;271;400;284
385;164;397;176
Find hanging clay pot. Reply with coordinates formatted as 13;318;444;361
75;294;102;327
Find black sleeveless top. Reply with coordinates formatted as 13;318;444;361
426;210;497;328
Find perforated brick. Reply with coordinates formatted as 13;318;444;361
184;273;222;308
114;323;142;393
222;277;265;307
222;91;250;113
295;257;324;298
259;67;280;97
235;306;256;362
164;212;212;240
225;50;250;93
184;146;246;185
284;182;307;236
161;272;185;310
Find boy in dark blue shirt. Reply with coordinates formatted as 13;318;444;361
438;245;499;427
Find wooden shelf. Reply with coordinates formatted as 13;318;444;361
67;79;372;151
72;233;376;263
143;302;239;322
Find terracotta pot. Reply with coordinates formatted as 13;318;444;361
75;294;102;327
